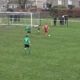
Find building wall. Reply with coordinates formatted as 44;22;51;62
52;0;58;6
31;0;80;8
8;0;44;9
73;0;78;7
3;0;80;11
52;0;80;8
36;0;43;8
0;0;8;11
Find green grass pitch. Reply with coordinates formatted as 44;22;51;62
0;18;80;80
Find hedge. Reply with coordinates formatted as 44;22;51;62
58;9;80;17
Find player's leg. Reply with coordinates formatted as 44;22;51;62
27;44;30;55
27;31;31;36
45;31;48;37
24;48;27;54
24;44;26;54
24;44;27;54
28;48;30;55
29;31;32;35
24;44;30;55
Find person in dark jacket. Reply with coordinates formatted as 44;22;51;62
53;15;57;26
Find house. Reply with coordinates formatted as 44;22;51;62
3;0;80;12
0;0;8;11
52;0;80;9
7;0;47;10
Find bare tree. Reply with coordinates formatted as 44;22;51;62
18;0;28;9
18;0;35;9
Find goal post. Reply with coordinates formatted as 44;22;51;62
0;12;41;27
31;12;41;27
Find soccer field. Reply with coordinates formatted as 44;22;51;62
0;18;80;80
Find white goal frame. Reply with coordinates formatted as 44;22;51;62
0;12;41;27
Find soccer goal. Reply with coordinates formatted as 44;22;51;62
0;12;41;27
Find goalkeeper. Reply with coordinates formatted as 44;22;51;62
37;25;41;33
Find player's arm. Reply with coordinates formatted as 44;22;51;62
30;28;31;32
29;41;31;45
43;26;44;29
48;26;49;29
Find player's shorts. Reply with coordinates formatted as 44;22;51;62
45;30;48;32
24;44;29;48
27;31;31;33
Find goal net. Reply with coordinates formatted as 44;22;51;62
0;12;41;27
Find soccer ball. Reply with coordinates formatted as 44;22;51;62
48;34;51;37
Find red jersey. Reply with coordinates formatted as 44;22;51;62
43;25;48;31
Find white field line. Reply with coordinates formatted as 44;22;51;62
0;19;80;26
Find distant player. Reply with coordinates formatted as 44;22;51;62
43;25;48;37
25;26;31;35
64;15;68;27
24;35;31;55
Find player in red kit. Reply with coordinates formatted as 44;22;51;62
43;25;48;37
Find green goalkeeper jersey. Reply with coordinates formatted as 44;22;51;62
24;37;30;45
